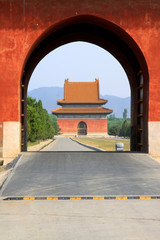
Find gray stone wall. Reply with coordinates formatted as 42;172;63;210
57;113;108;119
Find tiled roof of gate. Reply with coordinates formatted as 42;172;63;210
52;106;113;114
57;79;108;105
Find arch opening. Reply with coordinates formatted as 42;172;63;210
77;121;87;136
21;15;149;152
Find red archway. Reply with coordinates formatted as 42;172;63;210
21;15;149;152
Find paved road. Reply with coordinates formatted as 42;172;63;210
1;152;160;197
42;136;95;151
1;148;160;239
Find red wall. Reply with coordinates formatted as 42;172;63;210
0;122;3;157
57;119;108;134
0;0;160;122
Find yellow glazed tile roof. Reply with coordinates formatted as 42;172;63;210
57;79;107;104
52;106;113;114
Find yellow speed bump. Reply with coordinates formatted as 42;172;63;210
93;197;105;200
47;197;58;200
70;197;81;200
116;196;128;200
140;196;151;200
23;197;35;200
3;196;160;201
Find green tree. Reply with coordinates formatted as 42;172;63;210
126;124;130;137
123;108;127;119
108;125;121;136
27;97;56;142
49;114;61;135
120;120;129;138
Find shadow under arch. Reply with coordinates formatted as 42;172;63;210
21;15;149;152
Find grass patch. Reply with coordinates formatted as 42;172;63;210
27;140;40;147
27;139;54;148
73;137;130;151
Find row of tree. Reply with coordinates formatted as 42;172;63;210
107;108;130;137
108;119;130;137
27;97;60;142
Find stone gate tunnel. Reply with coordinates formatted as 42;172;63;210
0;0;160;157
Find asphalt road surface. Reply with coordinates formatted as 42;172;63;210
1;151;160;197
42;136;95;151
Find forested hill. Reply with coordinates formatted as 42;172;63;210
28;87;130;118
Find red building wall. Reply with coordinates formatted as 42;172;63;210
57;119;108;135
0;123;3;157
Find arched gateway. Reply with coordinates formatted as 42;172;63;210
78;122;87;136
1;1;160;157
20;17;149;153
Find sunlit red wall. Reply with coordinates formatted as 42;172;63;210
0;0;160;122
57;119;108;134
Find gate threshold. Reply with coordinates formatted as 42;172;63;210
3;196;160;201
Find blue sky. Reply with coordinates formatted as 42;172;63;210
28;42;130;98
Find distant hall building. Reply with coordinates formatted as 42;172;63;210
52;79;113;136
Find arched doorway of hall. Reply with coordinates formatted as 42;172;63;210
21;15;149;152
77;121;87;136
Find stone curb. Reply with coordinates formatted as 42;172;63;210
70;138;104;152
39;139;54;151
28;139;53;152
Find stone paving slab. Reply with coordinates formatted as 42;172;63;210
0;200;160;240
